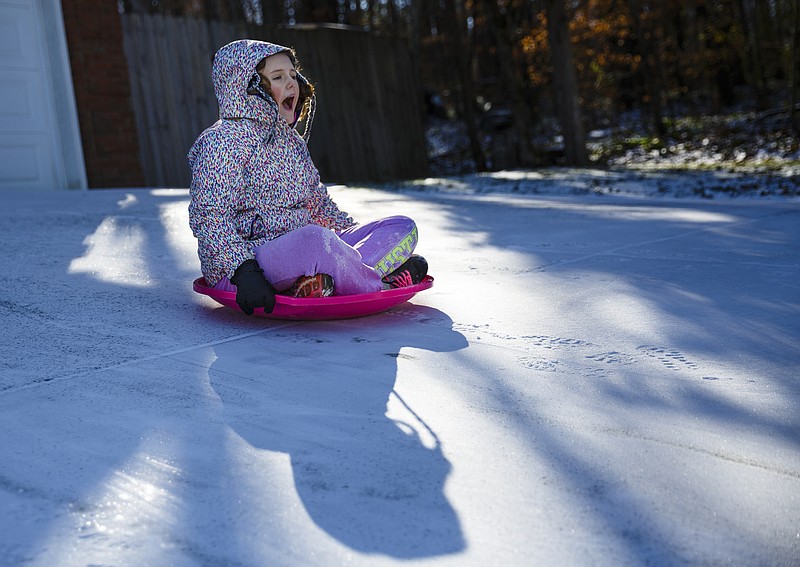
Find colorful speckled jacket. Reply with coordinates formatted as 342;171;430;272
188;39;355;287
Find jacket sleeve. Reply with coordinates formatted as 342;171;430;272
188;131;254;284
307;182;356;231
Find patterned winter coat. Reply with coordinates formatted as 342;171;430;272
188;39;354;287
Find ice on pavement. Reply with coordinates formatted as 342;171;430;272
0;172;798;566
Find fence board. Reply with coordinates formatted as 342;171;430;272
121;15;428;186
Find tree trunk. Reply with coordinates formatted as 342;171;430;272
443;0;487;171
260;0;285;26
737;0;768;109
543;0;588;166
791;0;800;132
484;0;536;166
408;0;423;61
627;0;666;136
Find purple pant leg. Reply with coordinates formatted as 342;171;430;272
214;217;418;295
213;277;237;292
253;225;383;296
337;215;418;276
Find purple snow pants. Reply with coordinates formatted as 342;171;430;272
214;215;418;296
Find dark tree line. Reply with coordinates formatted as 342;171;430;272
120;0;800;168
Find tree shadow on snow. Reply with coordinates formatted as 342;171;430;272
378;186;800;564
0;189;270;563
207;304;468;558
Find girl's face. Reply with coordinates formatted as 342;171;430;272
259;52;298;124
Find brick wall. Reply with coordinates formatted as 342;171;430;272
60;0;145;188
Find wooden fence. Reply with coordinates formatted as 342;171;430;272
120;15;429;187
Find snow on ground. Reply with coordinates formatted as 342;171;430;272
1;170;798;566
388;166;800;199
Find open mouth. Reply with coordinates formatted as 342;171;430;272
281;96;296;111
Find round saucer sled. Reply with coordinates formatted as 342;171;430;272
193;275;434;320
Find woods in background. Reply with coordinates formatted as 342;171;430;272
119;0;800;170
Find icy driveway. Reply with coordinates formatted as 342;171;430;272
1;182;798;566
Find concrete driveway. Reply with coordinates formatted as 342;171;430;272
1;182;798;566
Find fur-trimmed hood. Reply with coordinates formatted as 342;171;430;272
212;39;289;121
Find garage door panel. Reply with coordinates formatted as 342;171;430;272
0;0;71;191
0;133;55;189
0;71;49;130
0;3;40;70
0;0;85;191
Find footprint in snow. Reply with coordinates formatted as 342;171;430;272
636;346;699;370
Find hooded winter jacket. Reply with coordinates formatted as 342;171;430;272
188;39;355;287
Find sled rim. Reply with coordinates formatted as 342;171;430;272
193;275;434;320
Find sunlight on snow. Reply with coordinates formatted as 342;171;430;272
386;389;439;450
68;216;154;287
219;430;316;557
41;443;181;564
158;198;198;273
595;206;737;224
589;282;675;339
501;198;737;224
116;192;138;209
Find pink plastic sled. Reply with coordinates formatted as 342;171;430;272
193;275;434;320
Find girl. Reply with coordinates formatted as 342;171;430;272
188;39;427;315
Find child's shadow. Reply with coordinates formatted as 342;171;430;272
208;305;468;558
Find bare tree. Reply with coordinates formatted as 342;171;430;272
737;0;768;109
443;0;487;171
626;0;666;136
791;0;800;131
483;0;536;166
543;0;588;165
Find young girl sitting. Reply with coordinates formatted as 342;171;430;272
188;39;427;315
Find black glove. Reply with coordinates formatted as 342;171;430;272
230;259;277;315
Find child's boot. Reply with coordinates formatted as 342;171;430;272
382;255;428;289
291;274;334;298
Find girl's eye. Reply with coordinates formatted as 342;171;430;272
268;71;296;82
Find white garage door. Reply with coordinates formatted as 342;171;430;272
0;0;85;191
